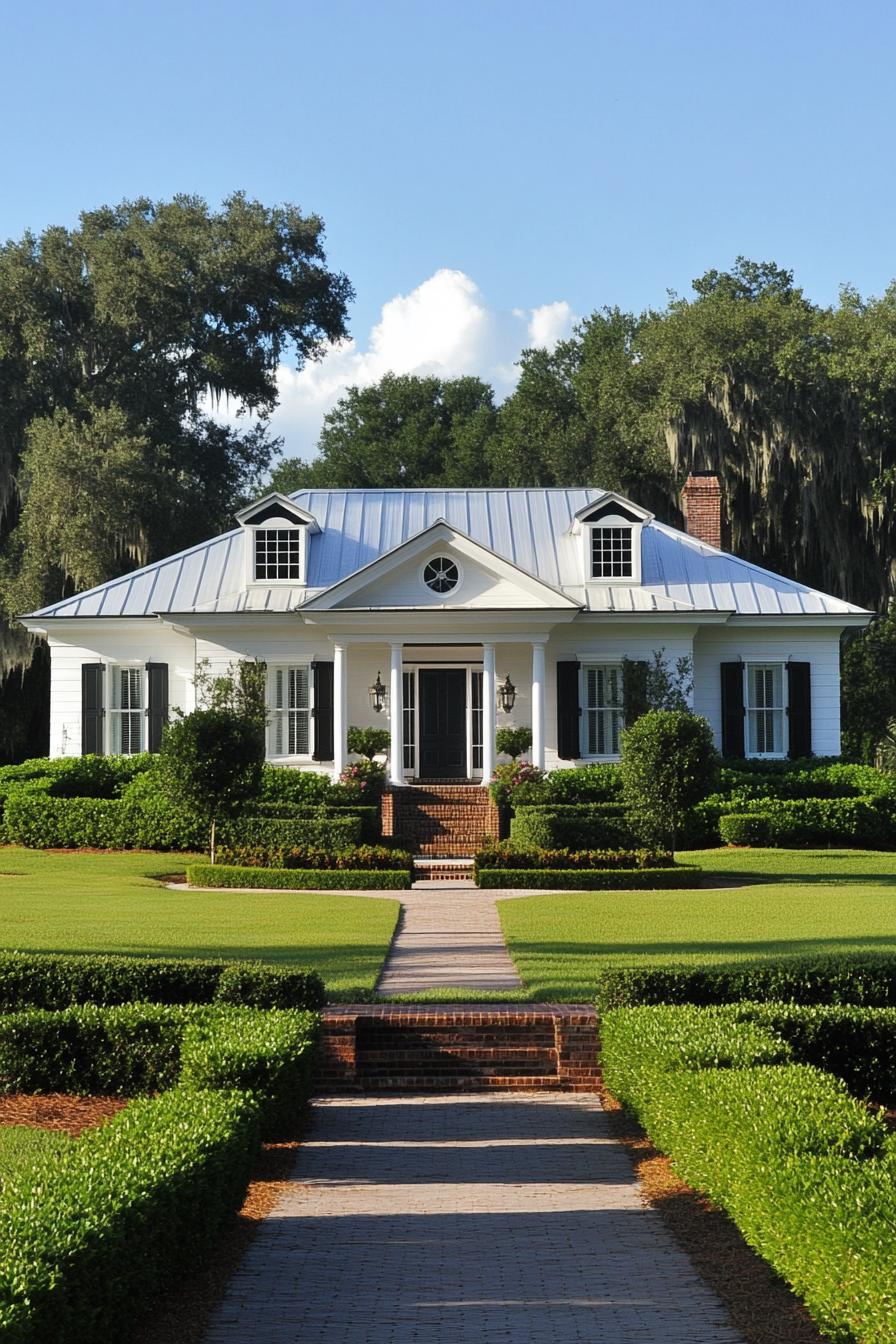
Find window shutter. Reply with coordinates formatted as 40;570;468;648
786;662;812;759
81;663;105;756
622;660;649;727
312;661;335;762
556;661;580;760
146;663;169;753
720;662;745;758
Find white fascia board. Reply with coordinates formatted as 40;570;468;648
234;491;320;530
299;519;581;611
574;609;734;625
568;491;654;533
297;609;579;639
726;613;873;628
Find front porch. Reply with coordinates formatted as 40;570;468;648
329;638;550;785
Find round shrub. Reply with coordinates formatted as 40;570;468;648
719;813;773;847
621;710;718;853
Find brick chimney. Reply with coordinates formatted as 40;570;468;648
681;472;723;549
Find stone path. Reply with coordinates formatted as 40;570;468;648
202;1092;745;1343
375;886;523;994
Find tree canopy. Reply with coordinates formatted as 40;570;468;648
0;192;351;759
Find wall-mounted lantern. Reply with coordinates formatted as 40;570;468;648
497;674;517;714
368;671;387;714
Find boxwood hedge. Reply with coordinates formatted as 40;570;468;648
509;804;633;850
601;1003;896;1342
0;950;325;1011
477;867;696;890
189;863;411;890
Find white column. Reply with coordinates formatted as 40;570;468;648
389;642;404;785
531;641;546;771
482;643;496;781
333;643;347;778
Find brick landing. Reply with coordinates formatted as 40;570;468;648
316;1003;600;1093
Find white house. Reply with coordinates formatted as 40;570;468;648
20;477;871;781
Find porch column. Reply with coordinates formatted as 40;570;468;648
333;642;347;778
389;642;404;786
482;643;496;781
531;640;546;771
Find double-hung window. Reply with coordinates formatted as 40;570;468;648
583;664;624;757
270;665;311;757
110;666;143;755
746;663;785;757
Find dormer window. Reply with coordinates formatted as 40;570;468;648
571;495;649;585
591;526;633;579
235;491;319;589
255;527;303;581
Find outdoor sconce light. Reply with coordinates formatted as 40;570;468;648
497;674;517;714
368;671;387;714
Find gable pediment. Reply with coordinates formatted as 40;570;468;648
298;520;581;612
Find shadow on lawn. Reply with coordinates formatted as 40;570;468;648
509;933;896;963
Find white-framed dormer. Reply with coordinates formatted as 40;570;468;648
570;493;653;587
234;491;320;590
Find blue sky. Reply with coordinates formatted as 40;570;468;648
2;0;894;454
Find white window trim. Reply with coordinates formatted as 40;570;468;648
246;522;308;587
579;661;625;760
267;663;315;761
744;661;788;760
419;555;464;598
584;515;643;585
106;661;147;756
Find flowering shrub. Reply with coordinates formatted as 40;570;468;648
218;842;412;871
339;759;387;800
488;761;546;809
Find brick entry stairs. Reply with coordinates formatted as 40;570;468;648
316;1005;600;1093
382;784;500;881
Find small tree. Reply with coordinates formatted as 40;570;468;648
193;658;268;743
620;710;718;856
495;726;532;760
347;725;391;760
158;709;265;863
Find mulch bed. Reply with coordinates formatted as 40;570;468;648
0;1093;127;1136
598;1081;831;1344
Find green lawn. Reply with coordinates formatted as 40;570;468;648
0;1126;73;1188
0;848;400;999
497;848;896;1000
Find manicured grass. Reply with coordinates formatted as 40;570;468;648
0;847;399;998
498;848;896;1000
0;1127;73;1187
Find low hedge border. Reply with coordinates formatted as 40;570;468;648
0;950;325;1011
188;863;411;890
477;866;696;890
0;1002;319;1343
593;953;896;1013
601;1003;896;1342
217;842;410;871
510;803;633;850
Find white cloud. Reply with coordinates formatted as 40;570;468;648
213;269;577;460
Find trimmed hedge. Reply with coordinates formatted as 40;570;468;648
510;803;633;850
0;1086;260;1344
188;863;411;890
719;796;896;848
0;950;325;1011
219;813;362;851
0;1001;319;1342
593;953;896;1013
475;842;670;871
718;813;772;846
217;842;410;871
248;801;380;840
477;866;697;890
4;794;132;849
601;1004;896;1342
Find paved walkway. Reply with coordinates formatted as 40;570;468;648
202;1092;745;1343
375;886;523;994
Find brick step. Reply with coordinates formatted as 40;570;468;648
328;1074;570;1093
358;1031;557;1050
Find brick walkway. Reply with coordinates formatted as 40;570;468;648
202;1092;745;1343
375;887;523;993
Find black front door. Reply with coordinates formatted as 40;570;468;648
418;669;466;778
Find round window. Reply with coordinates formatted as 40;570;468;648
423;556;460;594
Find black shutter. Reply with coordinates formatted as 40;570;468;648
720;662;745;758
81;663;105;756
312;661;335;762
556;661;581;760
146;662;169;753
787;662;812;759
623;660;649;727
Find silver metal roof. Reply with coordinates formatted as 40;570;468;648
24;488;870;620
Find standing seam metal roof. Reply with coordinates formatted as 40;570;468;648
23;488;870;619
